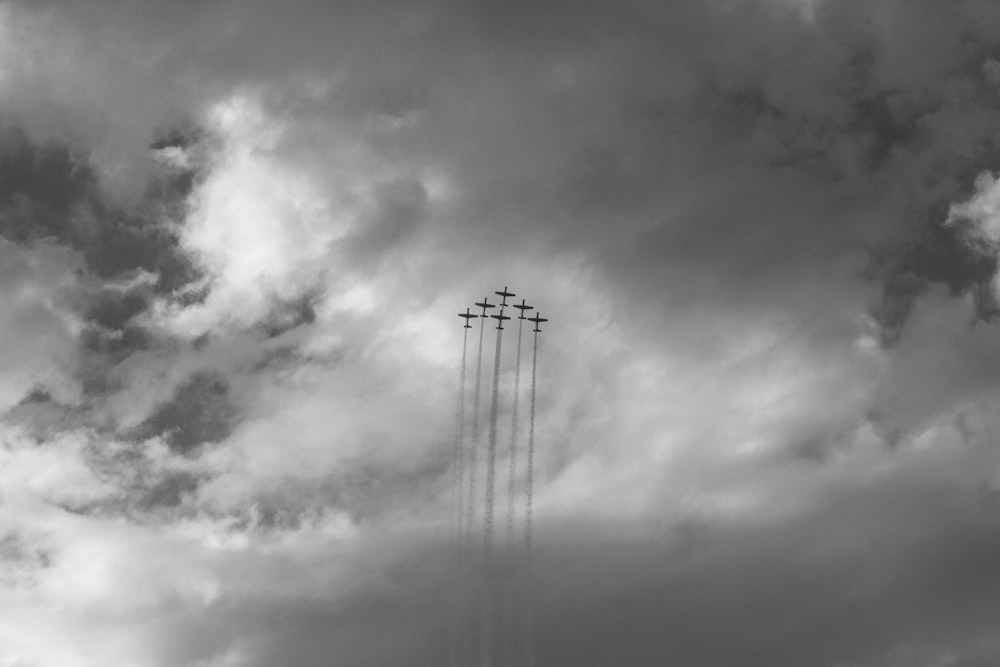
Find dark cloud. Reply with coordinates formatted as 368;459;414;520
14;0;990;334
0;127;201;293
0;130;94;243
0;126;208;410
85;291;151;332
871;207;1000;344
120;459;1000;667
409;0;1000;343
341;177;429;272
257;292;319;340
2;389;89;440
516;475;1000;667
80;292;168;400
129;470;203;511
133;371;238;454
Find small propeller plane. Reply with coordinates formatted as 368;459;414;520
491;308;512;330
458;308;478;328
512;299;534;319
475;298;496;316
527;313;548;333
495;286;515;307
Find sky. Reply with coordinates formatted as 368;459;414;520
5;0;1000;665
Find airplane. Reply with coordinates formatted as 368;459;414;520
495;286;515;307
474;298;496;317
458;308;478;328
527;313;548;333
512;299;534;319
491;308;511;330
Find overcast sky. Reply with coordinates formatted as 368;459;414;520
5;0;1000;665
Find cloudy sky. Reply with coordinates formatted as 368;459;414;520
7;0;1000;665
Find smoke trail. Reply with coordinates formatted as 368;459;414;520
523;330;539;667
465;312;487;665
481;324;504;667
468;313;486;546
450;327;469;667
503;315;525;664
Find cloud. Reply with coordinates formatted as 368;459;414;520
132;371;237;455
0;239;83;410
2;0;1000;665
520;455;1000;667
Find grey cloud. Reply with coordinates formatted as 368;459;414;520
0;127;201;293
132;371;238;454
194;0;1000;349
0;130;93;243
0;530;52;592
128;470;202;512
2;389;89;441
120;457;1000;667
85;291;151;334
0;0;944;327
871;212;1000;345
866;292;1000;441
256;293;319;340
0;128;207;407
48;438;211;520
341;177;429;272
450;0;1000;339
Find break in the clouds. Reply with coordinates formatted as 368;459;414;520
5;0;1000;665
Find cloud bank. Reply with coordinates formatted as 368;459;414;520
3;0;1000;665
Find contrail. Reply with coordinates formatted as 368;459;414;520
503;312;526;664
523;329;539;667
450;325;469;667
466;298;491;665
481;321;504;667
467;302;490;548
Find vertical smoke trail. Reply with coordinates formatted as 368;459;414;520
450;327;469;667
503;315;525;664
523;330;539;667
481;323;504;667
468;313;487;546
465;311;487;665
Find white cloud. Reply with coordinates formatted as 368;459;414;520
948;171;1000;247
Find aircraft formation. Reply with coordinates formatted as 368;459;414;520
451;287;548;667
463;288;548;333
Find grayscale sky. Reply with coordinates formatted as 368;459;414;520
4;0;1000;665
